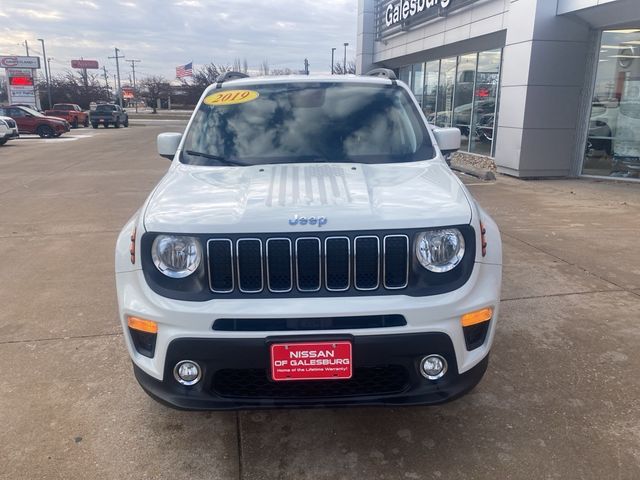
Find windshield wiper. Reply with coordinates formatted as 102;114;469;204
184;150;249;166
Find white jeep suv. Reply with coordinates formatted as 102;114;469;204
115;71;502;409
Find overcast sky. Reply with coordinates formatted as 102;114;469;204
0;0;357;82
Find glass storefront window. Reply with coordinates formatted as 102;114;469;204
396;48;502;155
583;29;640;179
412;63;425;108
423;60;439;117
398;65;412;88
469;49;502;155
453;53;478;152
435;57;456;127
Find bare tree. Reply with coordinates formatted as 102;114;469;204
270;67;295;76
37;70;111;109
259;59;270;76
332;60;357;75
139;76;171;113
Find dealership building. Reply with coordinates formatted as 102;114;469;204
357;0;640;180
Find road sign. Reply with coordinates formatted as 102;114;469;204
71;59;99;69
0;56;41;69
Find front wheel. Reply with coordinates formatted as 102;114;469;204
114;119;121;128
92;123;98;129
37;125;55;138
71;118;78;129
124;118;129;127
104;122;110;128
0;138;7;145
83;118;89;127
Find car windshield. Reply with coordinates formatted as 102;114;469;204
21;107;45;117
181;82;434;166
96;105;116;112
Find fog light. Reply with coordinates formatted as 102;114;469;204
419;355;447;380
173;360;202;386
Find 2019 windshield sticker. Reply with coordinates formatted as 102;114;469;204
204;90;260;106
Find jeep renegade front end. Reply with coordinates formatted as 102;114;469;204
115;72;502;409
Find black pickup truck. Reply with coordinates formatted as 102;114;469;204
90;104;129;128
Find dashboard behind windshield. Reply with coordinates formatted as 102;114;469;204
181;82;434;166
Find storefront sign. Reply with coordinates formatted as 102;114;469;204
385;0;450;27
0;56;40;69
71;59;99;69
376;0;481;39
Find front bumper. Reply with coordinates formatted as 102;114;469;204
133;333;490;410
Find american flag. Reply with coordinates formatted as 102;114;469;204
176;62;193;78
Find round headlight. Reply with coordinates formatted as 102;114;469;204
152;235;202;278
415;229;465;273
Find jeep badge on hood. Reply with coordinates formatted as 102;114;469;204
289;215;328;227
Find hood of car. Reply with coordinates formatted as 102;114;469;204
42;115;68;123
143;160;472;234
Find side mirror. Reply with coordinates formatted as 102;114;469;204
433;127;461;155
157;132;183;160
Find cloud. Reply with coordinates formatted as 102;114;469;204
0;0;357;82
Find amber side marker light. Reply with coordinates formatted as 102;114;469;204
127;316;158;334
461;307;493;327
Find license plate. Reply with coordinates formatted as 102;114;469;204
270;341;352;381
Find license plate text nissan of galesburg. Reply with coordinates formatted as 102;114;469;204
115;70;502;409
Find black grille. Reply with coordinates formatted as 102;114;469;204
296;238;321;291
237;239;263;292
212;315;407;331
207;233;411;295
266;239;292;292
355;236;379;290
325;237;350;291
213;366;409;398
208;240;234;292
384;235;409;289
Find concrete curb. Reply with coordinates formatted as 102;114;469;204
450;164;496;181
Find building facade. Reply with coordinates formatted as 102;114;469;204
357;0;640;180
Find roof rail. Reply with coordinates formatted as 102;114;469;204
216;71;250;85
364;68;397;80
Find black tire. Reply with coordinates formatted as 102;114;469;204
83;118;89;127
71;118;78;129
124;118;129;127
0;138;7;145
114;119;121;128
36;125;55;138
104;122;110;128
92;123;98;129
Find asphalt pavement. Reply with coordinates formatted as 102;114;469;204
0;121;639;479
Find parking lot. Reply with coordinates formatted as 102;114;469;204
1;121;639;480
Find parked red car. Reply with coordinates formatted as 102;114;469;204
0;105;70;138
44;103;89;128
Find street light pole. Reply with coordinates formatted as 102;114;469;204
343;42;349;75
23;40;30;56
331;47;336;75
37;38;52;109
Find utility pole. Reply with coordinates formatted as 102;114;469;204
23;40;30;56
331;47;336;75
343;42;349;75
128;59;141;112
108;47;124;107
304;58;309;76
37;38;52;109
